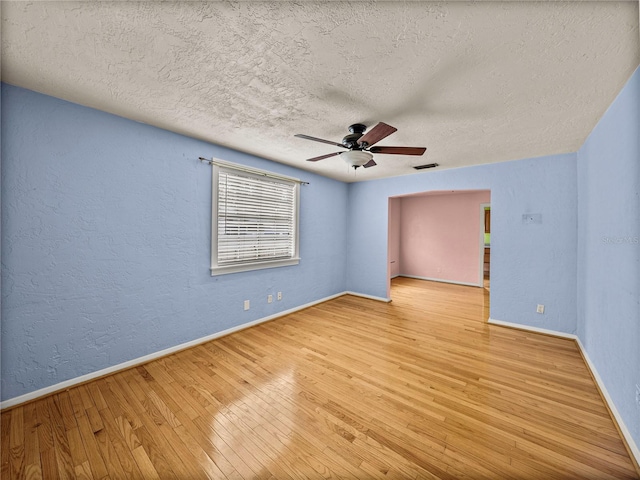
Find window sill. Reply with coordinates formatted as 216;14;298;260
211;258;300;276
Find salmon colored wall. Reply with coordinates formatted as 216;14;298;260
399;191;491;285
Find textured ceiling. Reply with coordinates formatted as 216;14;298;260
2;1;639;182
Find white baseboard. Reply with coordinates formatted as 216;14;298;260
488;318;578;340
399;274;481;288
488;318;639;468
0;291;347;410
345;291;392;303
575;337;640;467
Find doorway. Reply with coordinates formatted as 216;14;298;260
387;190;492;319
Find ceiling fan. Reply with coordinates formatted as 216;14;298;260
294;122;426;169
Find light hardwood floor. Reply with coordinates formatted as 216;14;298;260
2;277;638;479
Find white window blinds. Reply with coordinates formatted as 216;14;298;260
211;161;300;275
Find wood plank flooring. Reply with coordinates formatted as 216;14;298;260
2;277;638;479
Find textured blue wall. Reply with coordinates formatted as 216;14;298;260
577;66;640;447
347;154;578;334
1;84;348;401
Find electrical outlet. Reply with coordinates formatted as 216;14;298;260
243;300;250;311
636;384;640;407
277;292;282;301
536;304;545;314
267;294;273;304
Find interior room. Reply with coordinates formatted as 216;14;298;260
1;2;639;478
388;190;491;287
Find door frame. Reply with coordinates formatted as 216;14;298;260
479;203;490;286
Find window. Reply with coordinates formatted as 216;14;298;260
211;160;300;275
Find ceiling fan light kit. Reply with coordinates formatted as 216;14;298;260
340;150;373;168
295;122;426;170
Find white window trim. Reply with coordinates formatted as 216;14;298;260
210;159;301;276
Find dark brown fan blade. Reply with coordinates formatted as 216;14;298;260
295;134;346;148
357;122;397;147
363;159;377;168
306;151;342;162
369;146;426;156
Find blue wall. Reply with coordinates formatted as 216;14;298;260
1;84;348;401
577;66;640;448
347;154;578;334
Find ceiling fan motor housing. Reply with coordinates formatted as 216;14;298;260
342;123;368;149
